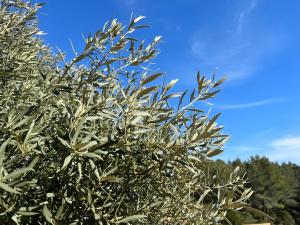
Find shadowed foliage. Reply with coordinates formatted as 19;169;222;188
216;157;300;225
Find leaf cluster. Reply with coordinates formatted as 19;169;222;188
0;1;251;224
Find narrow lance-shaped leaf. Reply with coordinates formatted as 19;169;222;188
5;167;34;180
71;114;87;145
162;79;178;96
0;138;11;166
141;73;163;86
42;205;53;224
0;182;20;194
61;154;73;170
115;215;147;223
136;86;157;98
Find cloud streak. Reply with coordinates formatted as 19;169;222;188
236;0;257;34
226;146;263;152
189;0;288;82
267;135;300;163
271;135;300;149
219;98;285;109
224;135;300;164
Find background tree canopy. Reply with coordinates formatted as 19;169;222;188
0;0;253;224
218;156;300;225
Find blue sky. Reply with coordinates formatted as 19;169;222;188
38;0;300;164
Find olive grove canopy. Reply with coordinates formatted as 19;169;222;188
0;1;251;224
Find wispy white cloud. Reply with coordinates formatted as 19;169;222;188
222;134;300;164
219;98;285;109
234;135;300;163
223;68;252;81
189;0;288;82
158;19;182;32
191;40;206;56
190;38;255;81
253;128;273;137
236;0;257;35
267;135;300;163
226;146;263;152
271;135;300;149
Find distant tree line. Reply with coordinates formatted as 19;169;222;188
215;156;300;225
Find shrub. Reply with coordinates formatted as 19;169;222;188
0;1;250;224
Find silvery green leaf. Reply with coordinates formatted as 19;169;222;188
61;154;73;170
42;205;53;224
116;215;146;223
0;138;11;166
0;182;20;194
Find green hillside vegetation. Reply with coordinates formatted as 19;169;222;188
217;156;300;225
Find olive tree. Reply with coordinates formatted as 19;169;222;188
0;1;252;224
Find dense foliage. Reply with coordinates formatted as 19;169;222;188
216;157;300;225
0;1;252;224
